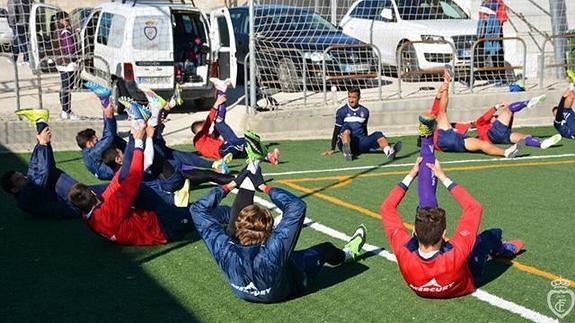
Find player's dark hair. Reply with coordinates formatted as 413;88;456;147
1;170;16;194
191;121;203;135
68;183;98;214
414;207;447;247
552;106;558;114
76;129;96;149
235;205;274;246
348;88;361;96
102;146;120;170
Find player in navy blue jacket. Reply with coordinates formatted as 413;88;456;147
553;87;575;139
323;88;402;161
190;162;367;303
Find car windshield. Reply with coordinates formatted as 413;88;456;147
256;8;338;34
397;0;468;20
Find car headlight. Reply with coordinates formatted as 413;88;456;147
304;52;333;62
421;35;445;42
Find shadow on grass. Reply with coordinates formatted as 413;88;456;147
0;145;200;322
473;258;514;288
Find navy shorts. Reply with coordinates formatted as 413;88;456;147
290;247;324;289
338;130;385;154
437;129;467;152
487;120;512;144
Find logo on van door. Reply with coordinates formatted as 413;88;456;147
144;21;158;41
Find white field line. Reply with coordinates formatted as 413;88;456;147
245;194;558;323
264;153;575;177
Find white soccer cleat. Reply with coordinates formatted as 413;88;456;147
540;134;561;149
210;78;232;93
504;139;525;159
526;94;546;109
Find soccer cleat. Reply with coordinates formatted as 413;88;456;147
244;130;268;162
118;96;152;122
15;108;49;125
526;94;546;109
138;84;167;111
343;224;367;262
493;240;523;259
223;152;233;165
84;82;112;98
342;142;353;161
173;179;190;208
168;83;184;109
210;77;232;94
418;113;436;137
504;139;525;159
540;134;561;149
567;69;575;85
213;157;230;174
386;141;402;160
266;148;280;165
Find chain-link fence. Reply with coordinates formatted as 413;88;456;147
1;0;574;114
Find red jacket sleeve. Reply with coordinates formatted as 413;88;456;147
380;185;411;253
475;107;497;127
194;109;216;144
447;185;483;262
100;149;145;224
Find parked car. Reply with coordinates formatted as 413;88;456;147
28;1;237;109
340;0;478;77
0;8;13;52
229;5;379;92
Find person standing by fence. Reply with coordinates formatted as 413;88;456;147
476;0;509;86
7;0;32;65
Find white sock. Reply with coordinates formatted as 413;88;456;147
383;146;391;155
239;176;255;191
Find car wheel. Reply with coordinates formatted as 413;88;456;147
399;42;420;82
276;58;301;93
111;79;124;114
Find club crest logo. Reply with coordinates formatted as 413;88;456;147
547;278;574;319
144;21;157;41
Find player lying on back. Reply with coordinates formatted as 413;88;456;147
191;158;367;302
552;84;575;139
380;151;523;298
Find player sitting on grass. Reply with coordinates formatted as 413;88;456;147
380;125;524;298
452;99;560;149
430;69;524;159
68;124;199;246
191;156;366;303
552;85;575;139
2;109;106;218
190;78;280;165
323;88;401;161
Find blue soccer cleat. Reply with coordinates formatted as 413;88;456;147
84;82;112;98
118;96;151;122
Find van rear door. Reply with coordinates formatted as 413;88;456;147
210;8;237;87
29;3;65;71
130;12;173;90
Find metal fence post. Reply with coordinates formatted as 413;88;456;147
244;54;250;112
248;0;256;115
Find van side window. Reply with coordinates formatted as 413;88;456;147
350;0;391;20
107;14;126;48
97;12;112;45
216;17;230;47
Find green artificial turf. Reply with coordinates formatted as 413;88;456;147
1;126;573;322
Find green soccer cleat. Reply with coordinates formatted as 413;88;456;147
567;69;575;85
15;108;49;125
343;224;367;262
168;83;184;109
540;134;561;149
138;84;167;112
418;112;436;137
244;130;268;162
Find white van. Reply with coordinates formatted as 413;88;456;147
28;0;237;108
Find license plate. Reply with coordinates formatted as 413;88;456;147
137;76;171;85
342;64;370;73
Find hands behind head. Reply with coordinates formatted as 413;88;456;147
37;127;52;145
214;95;227;108
103;103;114;118
426;159;447;182
132;124;146;140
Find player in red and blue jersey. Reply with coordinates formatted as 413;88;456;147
323;88;401;161
380;155;523;299
553;87;575;139
68;125;197;246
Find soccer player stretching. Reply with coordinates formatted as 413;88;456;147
552;86;575;139
191;161;366;302
380;139;523;298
